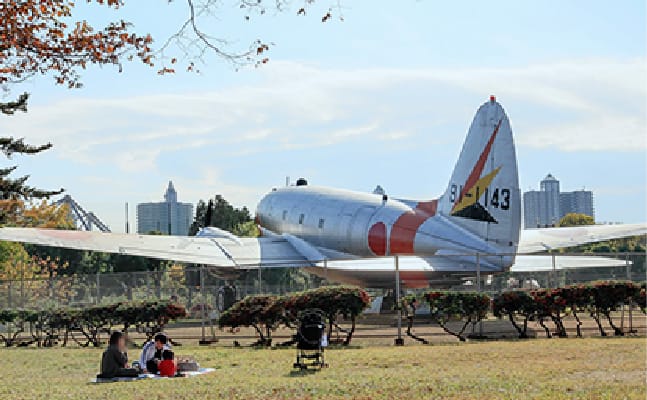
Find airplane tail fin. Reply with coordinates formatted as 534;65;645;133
437;96;521;253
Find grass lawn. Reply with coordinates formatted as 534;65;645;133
0;338;644;399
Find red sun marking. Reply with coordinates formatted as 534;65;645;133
389;199;438;255
368;221;387;256
400;272;431;289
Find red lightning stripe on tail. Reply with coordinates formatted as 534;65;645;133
452;119;502;211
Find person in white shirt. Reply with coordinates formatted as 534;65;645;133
139;333;171;374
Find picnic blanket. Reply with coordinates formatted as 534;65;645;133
91;368;215;383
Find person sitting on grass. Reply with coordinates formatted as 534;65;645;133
99;331;138;378
139;333;171;374
158;349;177;377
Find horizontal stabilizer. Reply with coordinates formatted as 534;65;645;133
518;223;646;253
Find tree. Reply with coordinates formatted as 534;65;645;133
1;1;339;91
0;199;86;275
0;199;74;228
1;1;337;206
0;241;32;281
189;195;254;236
1;1;337;88
0;128;64;201
0;0;156;200
558;213;595;227
0;1;154;88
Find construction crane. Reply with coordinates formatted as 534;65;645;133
55;195;111;232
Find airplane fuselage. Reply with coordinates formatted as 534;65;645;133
256;184;504;260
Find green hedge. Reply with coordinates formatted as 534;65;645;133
218;286;371;346
0;301;186;347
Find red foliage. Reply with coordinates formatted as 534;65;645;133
0;1;153;88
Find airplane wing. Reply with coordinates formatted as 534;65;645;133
518;223;646;253
509;255;629;273
0;227;311;268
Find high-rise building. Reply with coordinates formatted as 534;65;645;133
560;190;595;219
523;174;561;228
137;181;193;235
523;174;595;228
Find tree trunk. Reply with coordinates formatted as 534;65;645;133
405;316;429;344
343;317;356;346
538;317;552;338
436;319;467;342
572;309;582;338
508;313;529;338
590;311;607;337
604;312;623;336
551;315;567;338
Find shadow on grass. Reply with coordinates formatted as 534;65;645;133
287;369;320;378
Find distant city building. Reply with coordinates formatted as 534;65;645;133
523;174;594;228
523;174;561;228
137;181;193;235
560;190;594;219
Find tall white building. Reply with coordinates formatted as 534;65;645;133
523;174;595;228
137;181;193;235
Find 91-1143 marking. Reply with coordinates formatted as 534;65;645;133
449;184;510;210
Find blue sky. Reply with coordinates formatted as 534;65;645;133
1;0;645;231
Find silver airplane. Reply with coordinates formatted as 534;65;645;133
0;97;644;287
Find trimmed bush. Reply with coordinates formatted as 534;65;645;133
218;286;371;346
531;288;568;338
218;295;279;346
0;301;186;347
588;281;639;336
422;291;490;342
492;290;536;338
493;280;640;338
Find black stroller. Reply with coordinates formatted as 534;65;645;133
293;309;328;370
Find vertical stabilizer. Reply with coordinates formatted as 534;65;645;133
437;97;521;252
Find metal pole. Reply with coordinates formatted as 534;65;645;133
626;253;633;334
476;253;481;291
323;259;328;283
394;255;403;346
625;253;631;281
6;278;11;339
551;253;556;288
476;253;483;337
200;265;206;342
7;276;11;309
95;272;100;305
20;260;24;308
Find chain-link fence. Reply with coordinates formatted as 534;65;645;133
0;252;644;344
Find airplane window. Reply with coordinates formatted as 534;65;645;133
282;210;287;220
299;214;305;224
318;218;325;229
